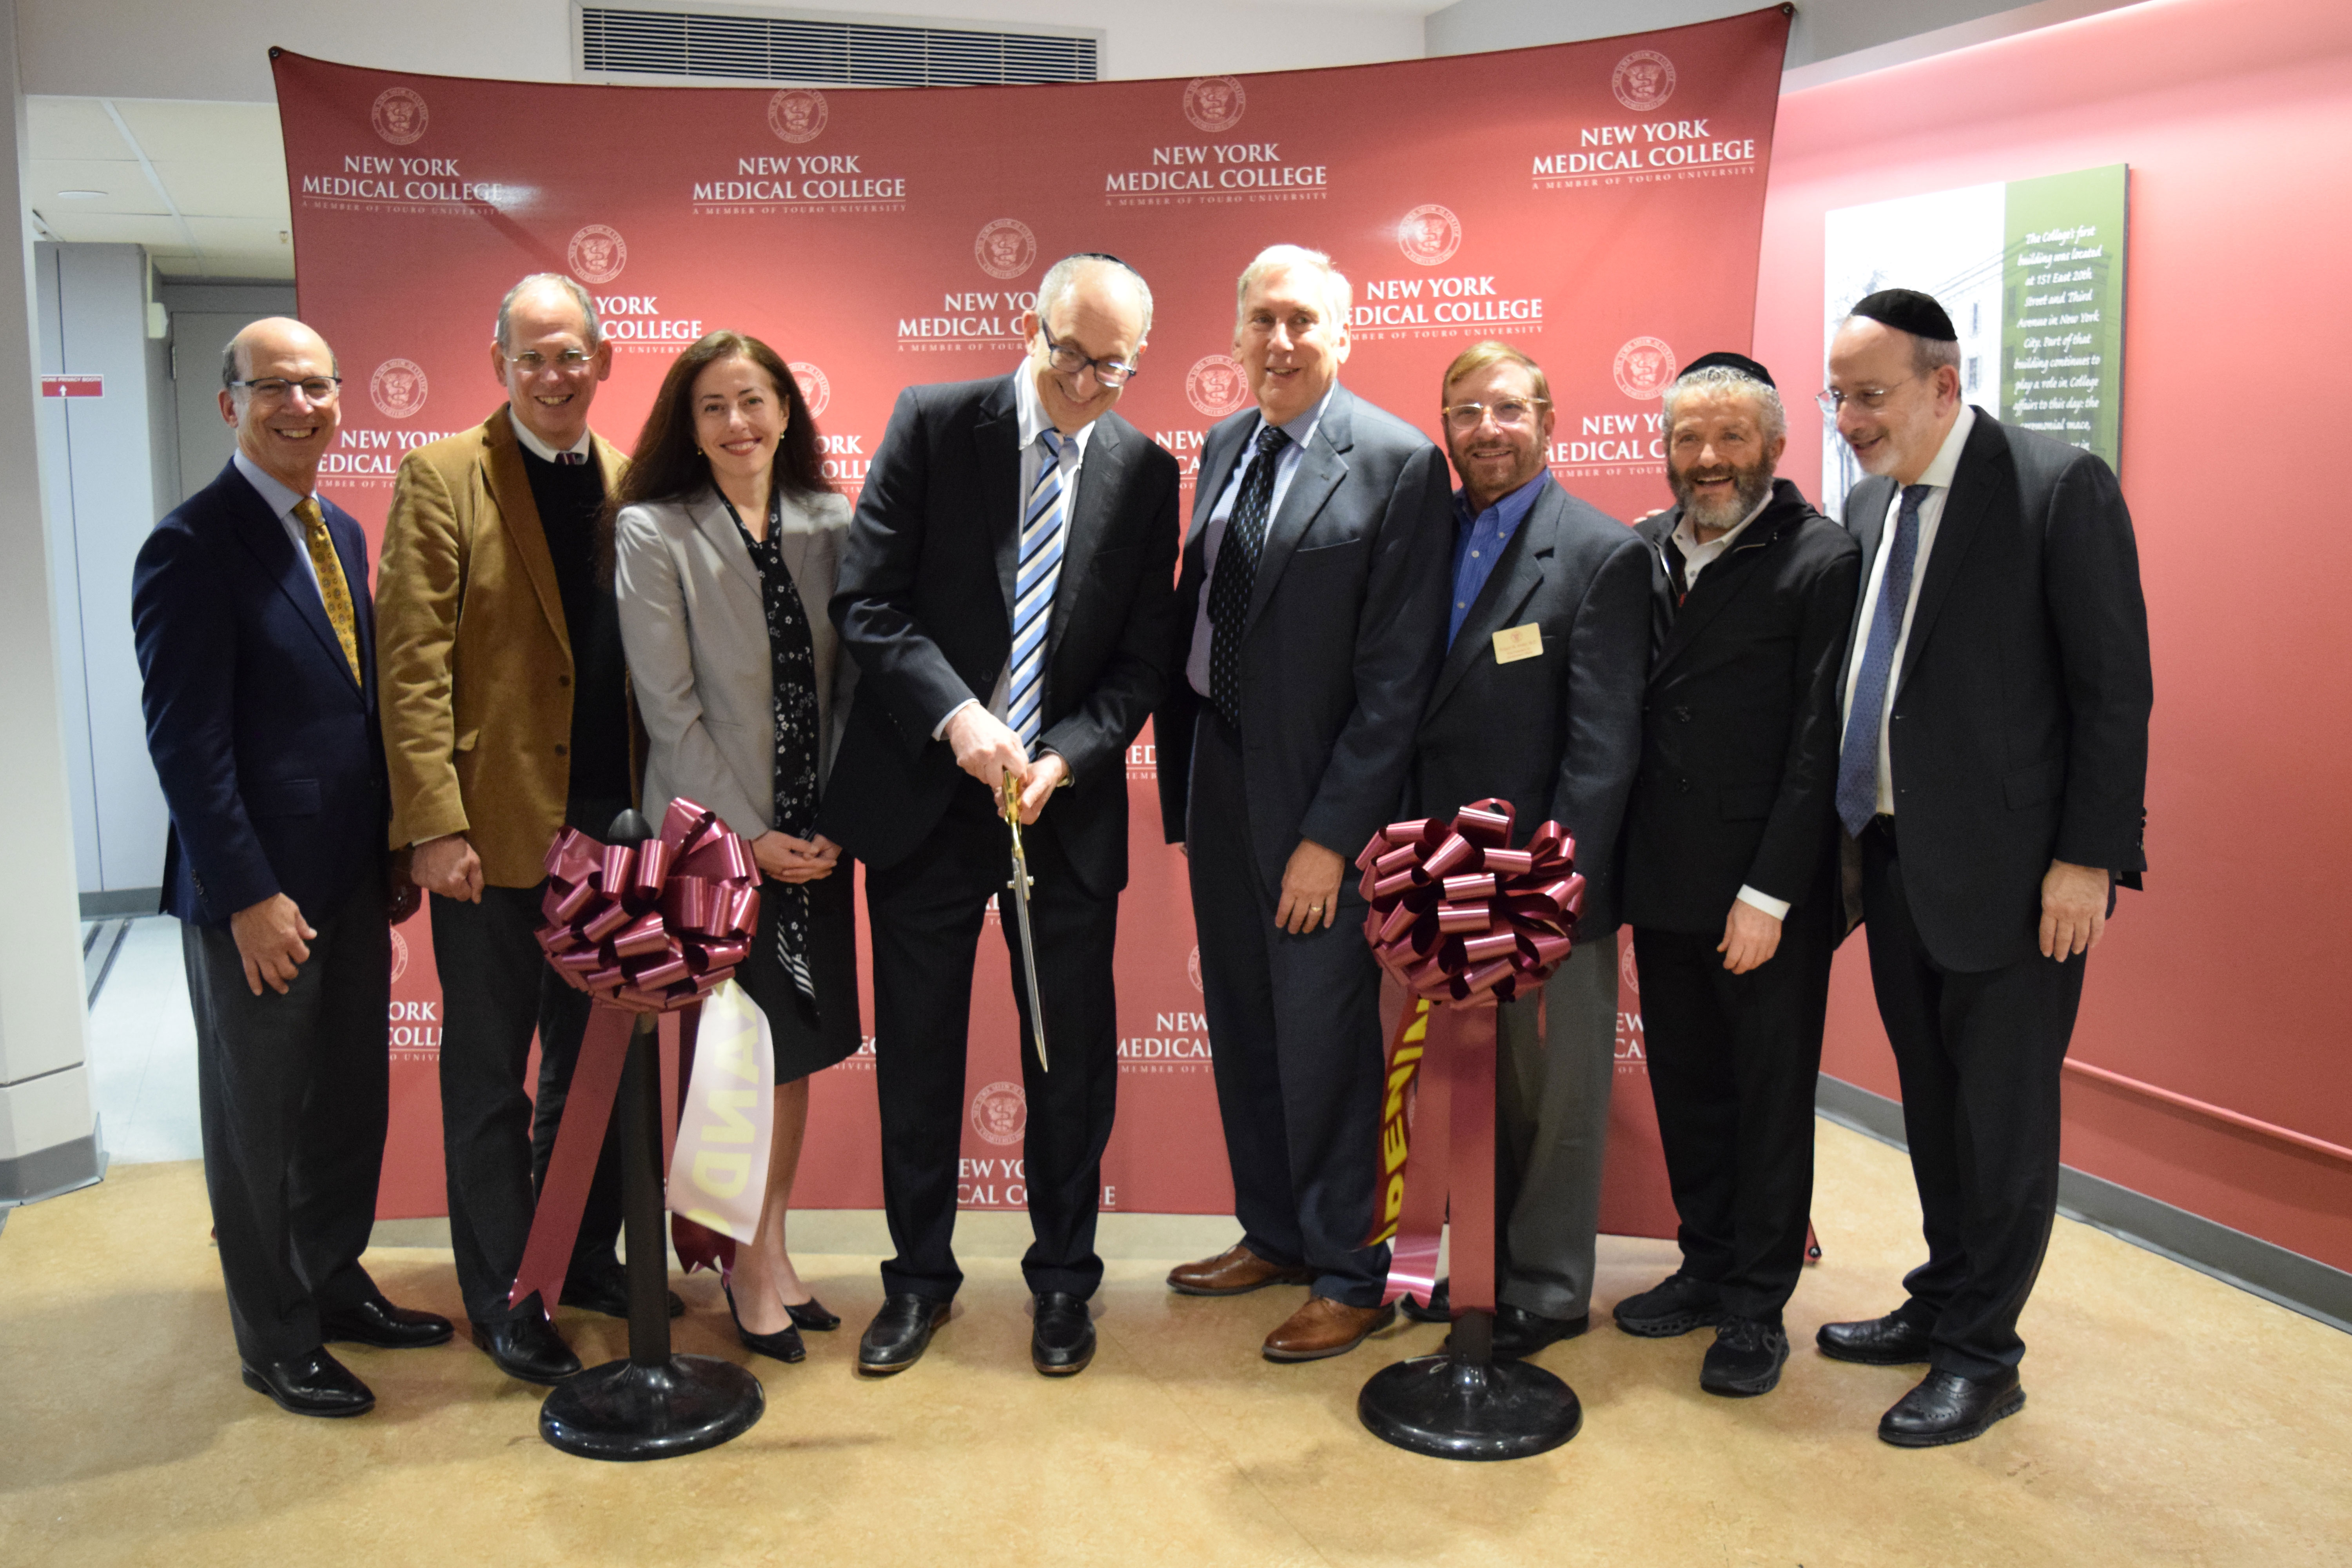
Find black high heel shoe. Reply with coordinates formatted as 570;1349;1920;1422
784;1296;841;1332
724;1281;807;1364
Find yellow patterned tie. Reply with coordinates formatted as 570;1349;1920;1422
294;497;362;686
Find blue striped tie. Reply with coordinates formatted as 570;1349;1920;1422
1007;428;1067;752
1835;483;1932;837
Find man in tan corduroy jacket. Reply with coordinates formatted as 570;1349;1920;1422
377;273;652;1387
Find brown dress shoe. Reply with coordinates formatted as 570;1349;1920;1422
1262;1296;1398;1362
1167;1242;1312;1297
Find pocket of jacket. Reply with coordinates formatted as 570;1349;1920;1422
1718;782;1775;821
2004;759;2062;810
246;778;321;818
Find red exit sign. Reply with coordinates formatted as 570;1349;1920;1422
41;374;103;398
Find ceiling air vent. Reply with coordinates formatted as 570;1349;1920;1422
580;7;1099;86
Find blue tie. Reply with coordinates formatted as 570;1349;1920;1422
1836;484;1932;837
1007;428;1067;752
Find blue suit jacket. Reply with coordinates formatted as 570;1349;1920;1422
132;459;390;927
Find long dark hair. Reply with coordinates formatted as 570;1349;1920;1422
615;330;828;511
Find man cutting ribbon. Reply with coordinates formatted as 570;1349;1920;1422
824;254;1179;1379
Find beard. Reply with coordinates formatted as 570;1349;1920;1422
1670;452;1776;534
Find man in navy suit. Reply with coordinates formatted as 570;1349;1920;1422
133;318;447;1418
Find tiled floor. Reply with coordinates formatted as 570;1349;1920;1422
81;915;203;1166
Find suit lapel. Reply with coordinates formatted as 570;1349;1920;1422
1052;413;1129;661
483;405;572;652
1242;385;1352;634
1895;410;2002;696
973;374;1024;630
328;503;375;704
1654;497;1790;678
1427;483;1551;713
1843;473;1892;653
688;487;763;599
1185;414;1249;559
218;465;363;702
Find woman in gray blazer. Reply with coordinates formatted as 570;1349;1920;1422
613;330;859;1365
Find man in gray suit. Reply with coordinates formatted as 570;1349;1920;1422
1158;244;1454;1363
1402;341;1651;1356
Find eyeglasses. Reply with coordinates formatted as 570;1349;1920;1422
1037;320;1140;388
229;376;342;404
1442;398;1549;433
1815;377;1916;416
507;348;595;374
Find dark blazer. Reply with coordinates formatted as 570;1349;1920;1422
1406;477;1650;936
1155;383;1454;884
132;459;389;927
823;373;1180;897
1842;410;2151;971
1623;479;1861;935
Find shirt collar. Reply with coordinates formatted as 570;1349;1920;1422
1670;485;1774;558
1915;403;1975;492
1254;382;1335;455
1014;364;1098;460
232;448;312;521
1454;468;1551;532
511;410;595;465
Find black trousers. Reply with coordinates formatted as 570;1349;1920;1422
865;780;1120;1302
1635;906;1834;1325
1861;825;2086;1379
1186;708;1388;1306
431;798;627;1323
183;874;389;1366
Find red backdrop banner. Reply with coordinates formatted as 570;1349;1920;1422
273;7;1789;1228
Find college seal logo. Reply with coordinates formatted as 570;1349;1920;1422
970;1081;1027;1147
1185;355;1250;418
1187;944;1203;994
369;358;429;420
567;224;628;285
1619;938;1638;996
1612;336;1677;399
1612;50;1676;112
767;87;828;143
371;87;429;146
974;218;1037;280
390;928;410;984
1397;203;1462;267
1182;75;1247;133
788;361;830;418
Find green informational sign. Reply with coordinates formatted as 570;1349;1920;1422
2001;164;2128;465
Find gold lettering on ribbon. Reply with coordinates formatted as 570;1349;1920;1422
702;1087;759;1143
1370;997;1432;1244
691;1151;751;1198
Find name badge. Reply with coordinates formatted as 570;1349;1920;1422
1492;623;1544;664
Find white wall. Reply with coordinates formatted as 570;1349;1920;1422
0;0;100;1200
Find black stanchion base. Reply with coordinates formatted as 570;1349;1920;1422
1357;1352;1582;1461
539;1355;764;1462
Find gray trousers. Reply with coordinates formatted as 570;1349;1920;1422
1494;931;1620;1321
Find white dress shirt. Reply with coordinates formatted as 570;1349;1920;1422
1839;403;1976;818
234;449;331;606
1185;384;1335;696
511;416;595;465
933;366;1095;740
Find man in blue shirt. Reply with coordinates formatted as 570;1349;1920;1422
1404;341;1651;1357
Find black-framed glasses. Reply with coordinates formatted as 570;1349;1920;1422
507;348;595;373
1442;397;1549;432
1816;377;1916;416
229;376;342;403
1037;319;1140;388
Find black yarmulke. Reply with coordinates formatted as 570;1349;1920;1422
1849;288;1958;342
1677;351;1776;388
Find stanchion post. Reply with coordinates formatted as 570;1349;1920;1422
619;1012;670;1369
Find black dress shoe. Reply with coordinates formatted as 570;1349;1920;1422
242;1349;375;1417
1613;1270;1725;1338
1879;1367;2025;1447
858;1293;951;1376
560;1265;684;1320
724;1282;806;1364
1448;1304;1589;1359
321;1294;454;1350
1398;1278;1450;1323
785;1296;841;1332
1031;1292;1095;1376
1817;1306;1936;1365
472;1313;583;1385
1700;1317;1790;1397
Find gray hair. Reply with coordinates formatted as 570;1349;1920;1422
1234;243;1352;334
495;272;602;350
1661;365;1787;444
1036;254;1154;338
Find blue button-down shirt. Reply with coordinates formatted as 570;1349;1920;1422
1448;470;1550;646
